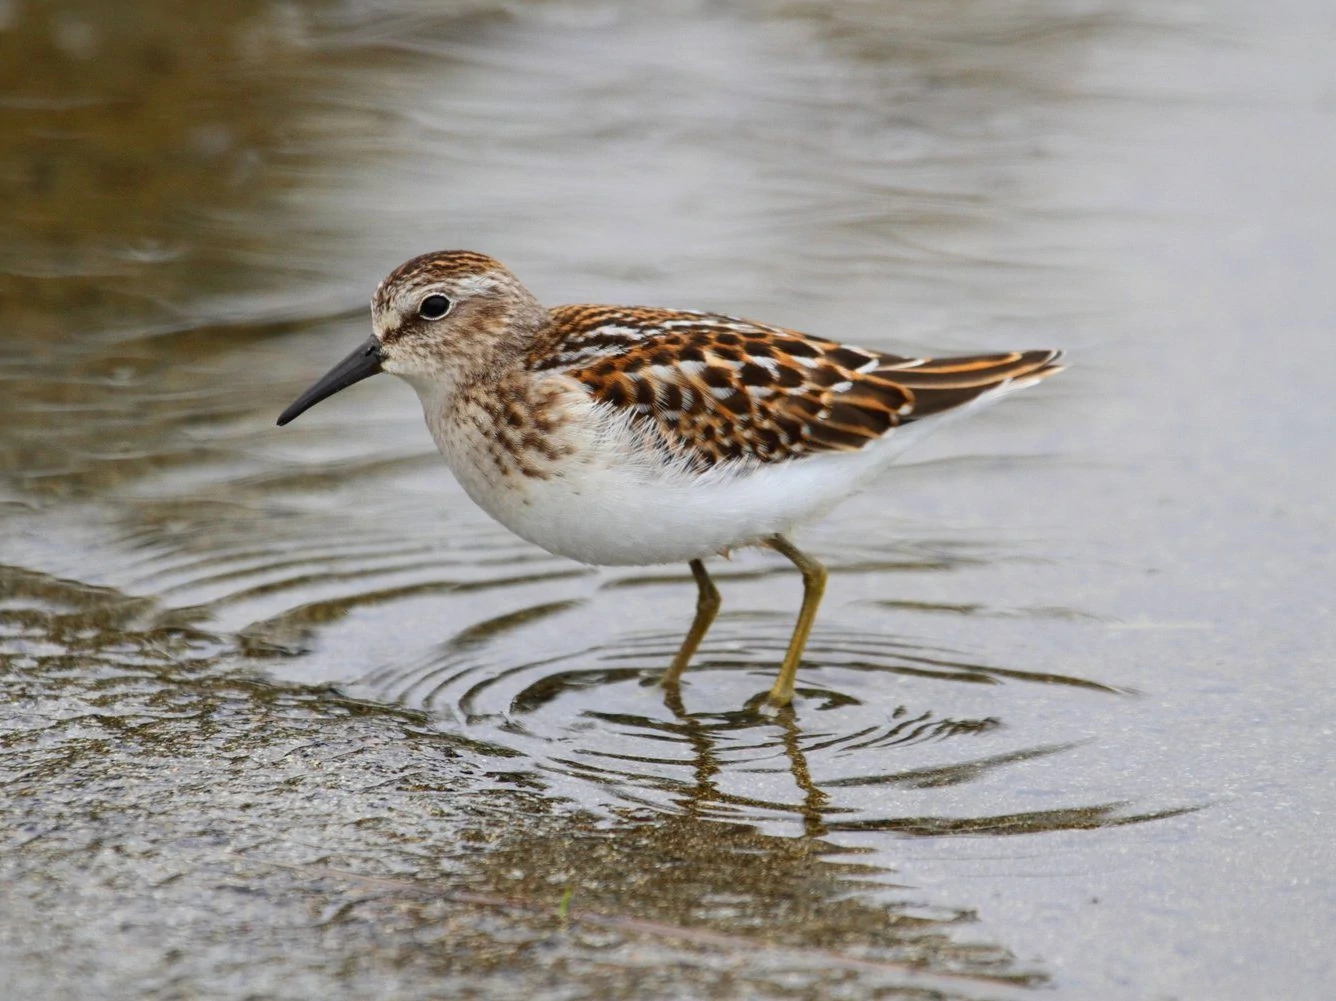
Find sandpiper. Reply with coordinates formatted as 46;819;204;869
278;251;1063;707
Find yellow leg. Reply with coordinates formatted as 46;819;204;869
663;558;721;686
764;534;827;707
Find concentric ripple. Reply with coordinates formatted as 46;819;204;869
356;589;1167;838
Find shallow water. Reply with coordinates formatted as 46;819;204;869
2;1;1333;998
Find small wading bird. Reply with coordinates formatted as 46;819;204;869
278;251;1063;707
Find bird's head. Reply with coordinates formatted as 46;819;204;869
277;250;544;426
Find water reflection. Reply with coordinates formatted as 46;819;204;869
356;597;1166;844
454;809;1054;996
0;557;1189;999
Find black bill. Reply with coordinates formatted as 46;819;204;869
276;336;385;426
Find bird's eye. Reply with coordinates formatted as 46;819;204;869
418;294;452;320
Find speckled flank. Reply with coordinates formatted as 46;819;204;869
456;375;575;482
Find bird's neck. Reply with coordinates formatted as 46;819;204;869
522;310;570;369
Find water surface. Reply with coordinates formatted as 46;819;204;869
2;2;1332;998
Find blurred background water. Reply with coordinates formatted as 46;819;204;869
1;1;1333;999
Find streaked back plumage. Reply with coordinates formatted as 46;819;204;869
530;305;1062;472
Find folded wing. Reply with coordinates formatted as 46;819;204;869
533;305;1062;470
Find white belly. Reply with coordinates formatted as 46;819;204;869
431;420;927;566
417;376;1021;567
457;450;856;565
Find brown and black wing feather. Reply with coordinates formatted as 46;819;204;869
534;306;1062;470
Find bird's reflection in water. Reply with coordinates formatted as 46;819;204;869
662;680;831;838
460;673;1194;994
365;606;1184;839
651;674;1189;840
353;610;1197;992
